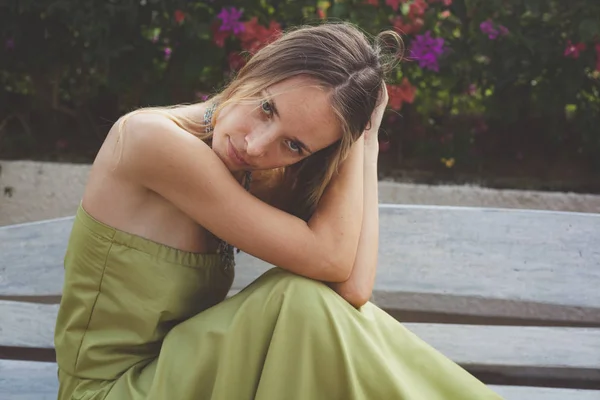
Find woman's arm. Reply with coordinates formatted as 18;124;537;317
115;113;364;283
328;87;388;308
328;142;379;308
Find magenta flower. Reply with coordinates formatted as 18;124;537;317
480;19;509;40
409;31;445;72
564;40;586;59
217;7;245;35
164;47;172;60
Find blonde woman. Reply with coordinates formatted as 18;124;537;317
54;22;502;399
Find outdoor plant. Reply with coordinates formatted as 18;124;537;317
1;0;599;175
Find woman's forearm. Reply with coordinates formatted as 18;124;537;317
306;137;365;280
327;87;387;305
329;152;379;308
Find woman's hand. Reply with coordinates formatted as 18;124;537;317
364;84;388;162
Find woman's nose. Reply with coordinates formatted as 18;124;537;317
244;131;271;157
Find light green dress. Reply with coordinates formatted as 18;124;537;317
54;205;503;399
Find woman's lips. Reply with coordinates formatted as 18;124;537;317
227;137;250;168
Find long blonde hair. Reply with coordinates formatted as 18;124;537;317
120;22;403;220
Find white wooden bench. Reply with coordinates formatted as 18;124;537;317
1;205;599;399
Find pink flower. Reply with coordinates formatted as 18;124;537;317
408;0;428;19
387;78;417;110
564;40;586;59
239;17;282;55
163;47;172;60
391;15;424;35
385;0;403;11
210;21;230;47
174;10;185;24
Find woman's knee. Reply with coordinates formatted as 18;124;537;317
260;268;337;318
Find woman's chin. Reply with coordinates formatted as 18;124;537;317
212;149;242;175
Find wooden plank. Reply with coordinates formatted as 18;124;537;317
1;360;599;400
407;323;600;388
0;360;58;400
1;301;599;387
489;385;600;400
0;302;57;348
2;206;600;324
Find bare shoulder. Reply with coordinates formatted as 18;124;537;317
108;111;214;183
114;110;203;157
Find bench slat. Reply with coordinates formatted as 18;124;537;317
2;206;599;325
488;385;600;400
1;360;598;400
0;360;58;400
2;300;599;387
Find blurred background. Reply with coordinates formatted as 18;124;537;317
1;0;599;225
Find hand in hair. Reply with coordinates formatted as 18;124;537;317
364;83;389;158
365;84;388;136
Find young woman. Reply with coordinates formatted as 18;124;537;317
54;22;503;399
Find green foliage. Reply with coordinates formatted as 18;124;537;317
1;0;599;172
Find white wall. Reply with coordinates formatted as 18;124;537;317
0;161;90;226
1;160;599;226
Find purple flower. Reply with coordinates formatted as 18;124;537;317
5;38;14;50
409;31;445;72
217;7;245;35
480;19;509;40
479;20;496;39
164;47;172;60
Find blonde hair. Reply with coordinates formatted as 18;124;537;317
120;22;403;220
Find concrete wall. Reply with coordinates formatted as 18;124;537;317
0;161;90;226
1;160;599;226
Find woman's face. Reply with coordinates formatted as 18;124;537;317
211;76;343;173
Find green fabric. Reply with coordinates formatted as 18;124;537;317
55;205;503;399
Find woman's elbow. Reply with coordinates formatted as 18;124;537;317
341;289;371;309
332;283;372;309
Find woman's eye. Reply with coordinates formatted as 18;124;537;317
261;100;273;117
286;140;303;154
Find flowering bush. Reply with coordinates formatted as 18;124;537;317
1;0;599;175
